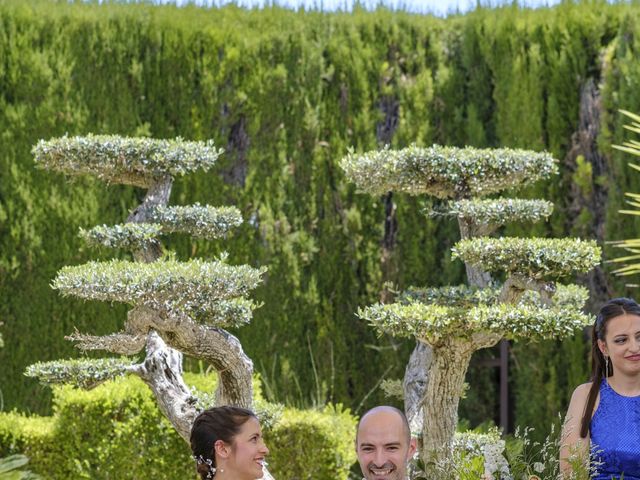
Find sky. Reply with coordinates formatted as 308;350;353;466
162;0;564;16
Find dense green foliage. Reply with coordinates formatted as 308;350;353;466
2;0;640;440
0;374;356;480
33;134;223;187
266;405;357;479
53;258;265;325
610;111;640;278
0;454;40;479
25;358;135;389
341;144;557;198
429;199;554;226
452;237;601;278
360;284;592;343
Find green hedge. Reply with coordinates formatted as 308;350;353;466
266;405;356;479
2;0;640;441
0;374;356;480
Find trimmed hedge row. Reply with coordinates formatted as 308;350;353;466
0;374;356;480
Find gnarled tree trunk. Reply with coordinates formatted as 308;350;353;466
420;339;476;463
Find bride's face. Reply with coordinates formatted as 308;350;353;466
225;417;269;479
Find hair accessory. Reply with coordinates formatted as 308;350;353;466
194;455;216;478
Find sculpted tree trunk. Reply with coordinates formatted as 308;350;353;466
420;340;475;461
342;144;601;469
403;342;430;434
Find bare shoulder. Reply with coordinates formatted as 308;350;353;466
566;382;599;420
570;382;592;403
561;383;594;471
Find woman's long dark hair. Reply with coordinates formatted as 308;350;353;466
190;406;257;480
579;297;640;438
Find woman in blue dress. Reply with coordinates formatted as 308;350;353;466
561;298;640;479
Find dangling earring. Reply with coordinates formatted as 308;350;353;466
605;355;610;384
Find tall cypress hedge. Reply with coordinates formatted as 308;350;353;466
1;1;640;438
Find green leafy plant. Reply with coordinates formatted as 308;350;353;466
33;135;223;187
0;454;40;479
611;110;640;279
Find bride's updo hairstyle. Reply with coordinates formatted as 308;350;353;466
190;406;257;480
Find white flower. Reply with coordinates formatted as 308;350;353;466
483;440;509;477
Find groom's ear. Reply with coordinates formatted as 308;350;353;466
407;437;417;458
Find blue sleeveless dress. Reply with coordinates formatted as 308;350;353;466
590;379;640;480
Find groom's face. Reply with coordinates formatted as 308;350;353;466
356;409;416;480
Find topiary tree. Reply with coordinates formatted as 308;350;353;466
341;144;601;468
25;135;272;477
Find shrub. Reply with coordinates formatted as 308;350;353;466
265;404;356;480
0;413;54;473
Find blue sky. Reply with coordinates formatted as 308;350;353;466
164;0;563;16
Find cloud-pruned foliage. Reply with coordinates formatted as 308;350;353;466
33;135;223;187
151;204;243;239
341;145;557;198
428;199;553;226
25;358;134;390
359;284;591;344
452;237;601;279
79;205;243;249
53;258;266;326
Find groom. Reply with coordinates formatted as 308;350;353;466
355;406;417;480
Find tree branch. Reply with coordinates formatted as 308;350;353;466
498;274;556;305
127;175;173;262
128;331;198;442
66;330;147;355
458;216;498;238
457;217;493;288
127;306;254;408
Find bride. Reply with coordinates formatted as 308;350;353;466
190;406;271;480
